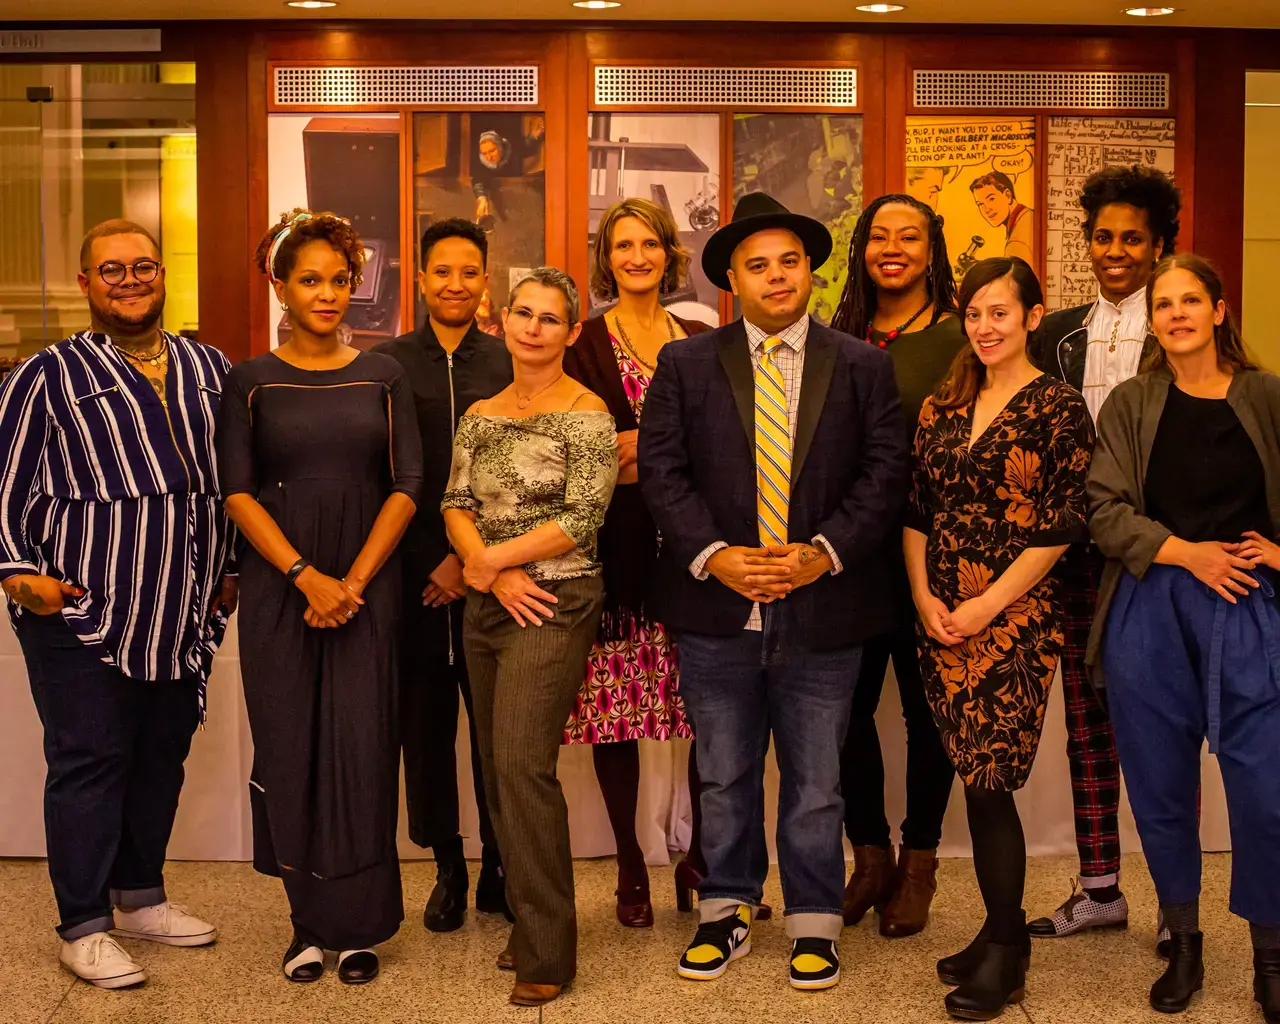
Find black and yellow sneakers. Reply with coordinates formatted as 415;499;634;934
789;937;840;990
677;905;752;980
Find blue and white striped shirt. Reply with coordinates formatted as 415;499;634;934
0;331;235;699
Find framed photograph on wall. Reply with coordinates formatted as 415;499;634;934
585;112;721;324
732;113;864;325
412;111;547;335
905;116;1037;287
266;113;403;349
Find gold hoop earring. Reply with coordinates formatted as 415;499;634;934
280;301;289;312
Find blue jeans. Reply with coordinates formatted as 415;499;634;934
676;610;861;939
16;611;199;939
1105;563;1280;928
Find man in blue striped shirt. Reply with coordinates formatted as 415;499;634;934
0;220;237;989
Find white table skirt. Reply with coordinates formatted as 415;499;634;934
0;612;1231;864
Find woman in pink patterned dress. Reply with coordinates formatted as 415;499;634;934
564;198;713;927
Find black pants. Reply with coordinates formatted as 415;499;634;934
400;592;496;856
840;619;955;850
16;611;199;939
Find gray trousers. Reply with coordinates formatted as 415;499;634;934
464;574;604;985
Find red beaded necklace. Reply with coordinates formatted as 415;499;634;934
865;298;933;349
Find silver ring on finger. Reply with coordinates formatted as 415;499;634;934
346;610;355;619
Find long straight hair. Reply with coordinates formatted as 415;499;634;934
1145;253;1256;375
831;193;957;337
932;257;1044;411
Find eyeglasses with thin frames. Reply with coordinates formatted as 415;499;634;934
87;260;162;286
507;306;573;331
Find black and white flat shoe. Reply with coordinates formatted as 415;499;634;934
337;949;379;984
282;937;324;982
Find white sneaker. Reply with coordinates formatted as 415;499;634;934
60;932;147;989
112;902;217;946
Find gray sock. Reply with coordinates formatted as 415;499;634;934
1251;923;1280;950
1160;901;1199;934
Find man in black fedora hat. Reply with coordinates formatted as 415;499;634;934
638;191;908;991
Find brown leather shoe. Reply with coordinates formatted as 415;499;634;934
616;884;655;928
880;847;939;938
496;939;515;971
510;981;563;1006
842;845;896;926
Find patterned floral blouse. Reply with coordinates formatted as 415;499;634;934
442;410;618;582
907;373;1095;790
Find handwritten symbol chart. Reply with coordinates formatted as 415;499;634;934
1045;116;1176;311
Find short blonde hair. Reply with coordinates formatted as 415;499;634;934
590;198;692;300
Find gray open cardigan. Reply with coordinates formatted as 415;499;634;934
1085;365;1280;694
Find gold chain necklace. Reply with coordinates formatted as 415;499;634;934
613;311;675;374
118;337;168;367
515;372;565;410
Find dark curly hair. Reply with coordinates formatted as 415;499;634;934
253;208;366;286
1079;165;1181;255
831;193;957;338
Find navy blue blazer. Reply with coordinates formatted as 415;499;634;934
637;318;910;648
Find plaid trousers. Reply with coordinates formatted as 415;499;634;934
1058;546;1122;884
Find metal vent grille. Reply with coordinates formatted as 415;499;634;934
913;70;1169;110
272;65;538;107
594;66;856;107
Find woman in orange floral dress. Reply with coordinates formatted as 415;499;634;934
904;257;1094;1021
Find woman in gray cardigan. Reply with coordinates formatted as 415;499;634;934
1086;253;1280;1022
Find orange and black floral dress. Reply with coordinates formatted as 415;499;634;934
907;374;1094;791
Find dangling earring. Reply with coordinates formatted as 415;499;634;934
280;301;289;311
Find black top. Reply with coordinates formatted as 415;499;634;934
373;321;513;579
217;350;423;510
1145;384;1270;543
872;315;967;450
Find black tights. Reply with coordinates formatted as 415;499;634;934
591;739;706;890
965;785;1027;945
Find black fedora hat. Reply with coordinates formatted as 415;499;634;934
701;192;833;291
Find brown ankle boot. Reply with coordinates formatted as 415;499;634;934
842;845;896;926
880;847;939;938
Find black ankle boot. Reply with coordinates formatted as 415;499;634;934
424;859;468;933
944;940;1026;1020
1150;931;1203;1013
938;922;1031;986
1255;948;1280;1023
476;847;513;922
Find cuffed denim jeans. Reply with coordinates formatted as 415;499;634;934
676;606;861;940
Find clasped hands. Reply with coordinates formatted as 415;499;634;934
706;542;833;602
1178;531;1280;604
461;547;559;629
915;590;1000;647
295;566;364;629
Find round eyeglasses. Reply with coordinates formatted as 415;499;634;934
90;260;162;286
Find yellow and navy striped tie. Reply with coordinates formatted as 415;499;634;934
755;336;791;547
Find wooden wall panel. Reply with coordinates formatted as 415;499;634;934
171;23;1277;355
194;25;261;364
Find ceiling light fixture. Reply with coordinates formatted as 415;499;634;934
1123;6;1176;15
573;1;622;7
856;3;906;10
286;1;338;8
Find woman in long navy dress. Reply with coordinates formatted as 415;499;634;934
216;209;422;984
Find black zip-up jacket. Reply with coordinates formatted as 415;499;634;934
374;320;513;583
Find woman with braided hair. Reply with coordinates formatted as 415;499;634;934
216;209;423;984
829;193;964;939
